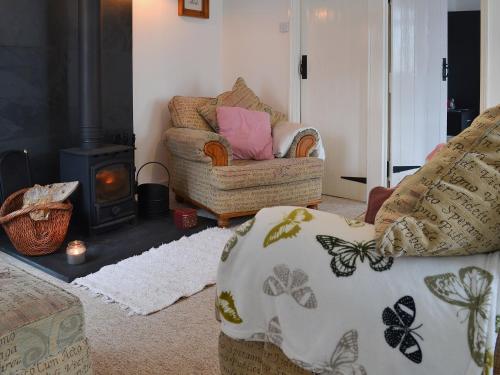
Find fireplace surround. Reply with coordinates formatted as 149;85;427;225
60;0;136;234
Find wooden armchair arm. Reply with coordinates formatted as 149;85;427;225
164;127;232;166
296;135;317;158
204;141;229;167
287;129;320;158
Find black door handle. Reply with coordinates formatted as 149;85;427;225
442;58;448;81
300;55;308;79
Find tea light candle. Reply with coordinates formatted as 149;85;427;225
66;240;86;265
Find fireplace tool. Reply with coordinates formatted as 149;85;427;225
136;162;171;218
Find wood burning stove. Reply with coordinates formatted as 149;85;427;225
60;0;136;234
60;145;135;234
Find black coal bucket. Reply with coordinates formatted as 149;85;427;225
136;162;170;218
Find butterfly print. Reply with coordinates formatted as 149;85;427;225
217;291;243;324
236;217;255;236
291;330;367;374
483;349;494;375
220;234;238;262
316;235;393;277
344;218;366;228
382;295;423;364
221;218;256;262
263;208;314;248
424;266;493;367
263;264;318;309
324;330;367;375
250;316;283;347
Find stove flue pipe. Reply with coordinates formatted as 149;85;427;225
79;0;103;149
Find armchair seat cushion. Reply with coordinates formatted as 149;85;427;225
210;158;323;191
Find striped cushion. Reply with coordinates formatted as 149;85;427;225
197;77;287;132
169;96;214;131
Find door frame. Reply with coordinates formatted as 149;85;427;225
289;0;390;197
289;0;489;196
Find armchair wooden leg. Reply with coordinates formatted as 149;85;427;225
217;215;230;228
175;193;185;203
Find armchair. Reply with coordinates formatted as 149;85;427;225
164;96;323;227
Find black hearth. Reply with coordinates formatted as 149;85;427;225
60;0;136;234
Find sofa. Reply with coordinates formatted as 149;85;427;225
0;265;93;375
164;95;324;227
216;207;500;375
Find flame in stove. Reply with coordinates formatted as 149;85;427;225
97;170;116;185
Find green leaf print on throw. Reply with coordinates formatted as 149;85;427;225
424;266;493;367
220;235;238;262
496;316;500;333
263;264;318;309
236;217;256;236
217;291;243;324
263;208;314;248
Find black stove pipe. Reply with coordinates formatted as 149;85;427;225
79;0;103;149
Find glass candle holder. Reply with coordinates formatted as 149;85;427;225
66;240;87;265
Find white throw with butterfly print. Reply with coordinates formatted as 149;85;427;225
216;207;500;375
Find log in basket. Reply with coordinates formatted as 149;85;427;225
0;188;73;256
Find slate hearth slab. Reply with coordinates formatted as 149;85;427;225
0;213;217;283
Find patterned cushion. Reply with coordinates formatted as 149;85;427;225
168;96;214;131
197;77;287;131
209;158;323;190
375;105;500;257
0;265;92;374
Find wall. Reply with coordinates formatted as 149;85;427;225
483;0;500;108
0;0;133;185
222;0;290;115
133;0;223;182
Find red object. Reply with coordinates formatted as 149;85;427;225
365;186;396;224
174;208;198;229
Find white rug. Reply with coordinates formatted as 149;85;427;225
73;227;232;315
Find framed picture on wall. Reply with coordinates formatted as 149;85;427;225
178;0;209;19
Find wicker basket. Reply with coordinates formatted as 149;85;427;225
0;188;73;256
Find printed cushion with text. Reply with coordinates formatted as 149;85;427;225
375;105;500;257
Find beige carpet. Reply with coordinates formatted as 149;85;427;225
0;195;366;375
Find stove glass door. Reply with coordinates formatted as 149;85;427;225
95;163;131;204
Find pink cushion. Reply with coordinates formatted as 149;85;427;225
216;106;274;160
365;186;396;224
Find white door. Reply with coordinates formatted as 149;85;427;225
389;0;448;186
300;0;369;201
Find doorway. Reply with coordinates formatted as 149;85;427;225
388;0;482;186
447;2;481;137
289;0;485;196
